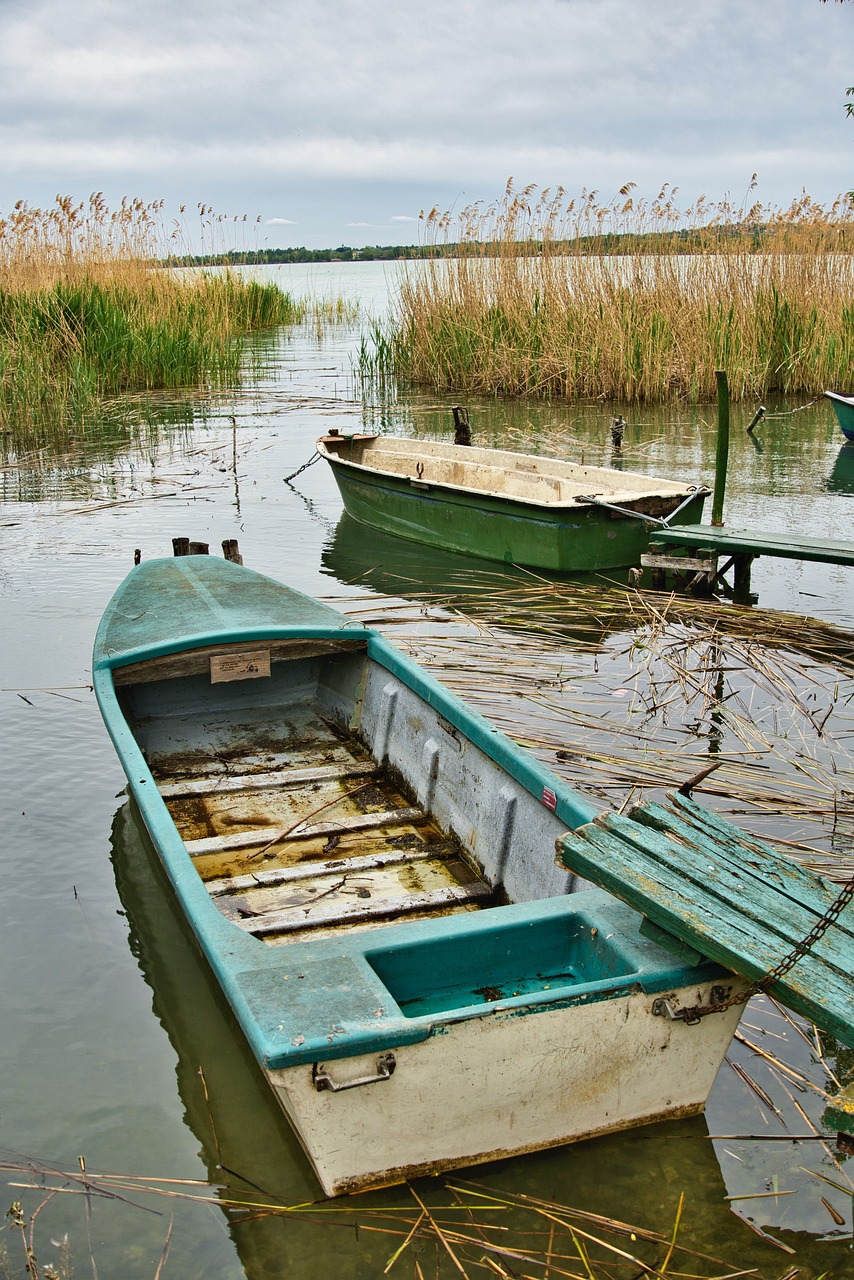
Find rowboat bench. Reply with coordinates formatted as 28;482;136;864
556;791;854;1049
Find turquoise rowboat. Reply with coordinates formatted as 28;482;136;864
316;433;708;572
826;391;854;442
94;552;743;1196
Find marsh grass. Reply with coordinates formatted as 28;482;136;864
360;179;854;403
0;195;304;446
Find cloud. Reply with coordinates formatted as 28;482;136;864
0;0;851;248
389;215;417;223
266;217;296;225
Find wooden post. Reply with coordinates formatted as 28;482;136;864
452;406;471;446
222;539;243;564
172;537;190;557
188;541;209;555
712;370;729;527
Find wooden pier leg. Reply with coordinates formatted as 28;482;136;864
222;539;243;564
172;537;190;557
712;371;730;527
188;541;209;555
733;553;753;597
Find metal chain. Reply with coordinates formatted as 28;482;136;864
670;872;854;1023
283;451;321;483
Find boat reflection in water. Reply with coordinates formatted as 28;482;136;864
111;801;846;1279
320;511;630;651
825;444;854;495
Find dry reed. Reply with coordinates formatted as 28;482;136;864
0;195;303;444
0;1157;775;1280
336;577;854;878
359;179;854;403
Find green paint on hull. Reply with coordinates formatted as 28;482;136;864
328;462;706;572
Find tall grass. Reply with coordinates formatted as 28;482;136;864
360;179;854;403
0;194;304;442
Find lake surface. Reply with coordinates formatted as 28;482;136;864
1;261;853;1278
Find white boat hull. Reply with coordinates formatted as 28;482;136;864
268;977;744;1196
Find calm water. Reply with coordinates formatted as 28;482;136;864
1;261;853;1278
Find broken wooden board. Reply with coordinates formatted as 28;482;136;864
556;790;854;1047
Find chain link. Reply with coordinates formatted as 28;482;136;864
283;451;321;483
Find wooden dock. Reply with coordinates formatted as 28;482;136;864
643;523;854;593
556;791;854;1049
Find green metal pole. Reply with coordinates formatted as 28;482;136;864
712;369;729;526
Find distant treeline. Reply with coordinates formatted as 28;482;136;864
168;244;450;266
165;224;839;268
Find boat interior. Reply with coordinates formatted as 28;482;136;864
115;638;579;949
319;433;697;507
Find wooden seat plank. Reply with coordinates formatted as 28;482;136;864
556;795;854;1047
206;845;436;896
185;806;424;857
158;760;377;799
236;882;493;938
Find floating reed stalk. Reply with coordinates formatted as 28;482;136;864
337;577;854;878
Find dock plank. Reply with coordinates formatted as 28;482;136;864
649;524;854;566
556;793;854;1046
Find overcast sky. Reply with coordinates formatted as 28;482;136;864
1;0;852;251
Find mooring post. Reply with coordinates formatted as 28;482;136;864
712;370;730;527
172;537;190;557
452;406;471;446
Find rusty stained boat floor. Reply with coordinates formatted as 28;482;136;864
147;708;492;946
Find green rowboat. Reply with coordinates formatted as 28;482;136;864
317;433;708;572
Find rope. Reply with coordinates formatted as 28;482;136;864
283;451;321;483
762;397;822;420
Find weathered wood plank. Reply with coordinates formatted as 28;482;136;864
649;524;854;567
556;796;854;1047
235;882;493;937
638;793;854;927
206;845;436;896
185;806;424;857
158;760;378;799
559;820;854;1028
113;637;366;685
585;810;853;981
599;807;854;965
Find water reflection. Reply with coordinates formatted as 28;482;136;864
825;445;854;495
320;511;632;651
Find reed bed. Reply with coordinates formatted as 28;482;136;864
337;577;854;878
0;195;303;446
359;180;854;403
